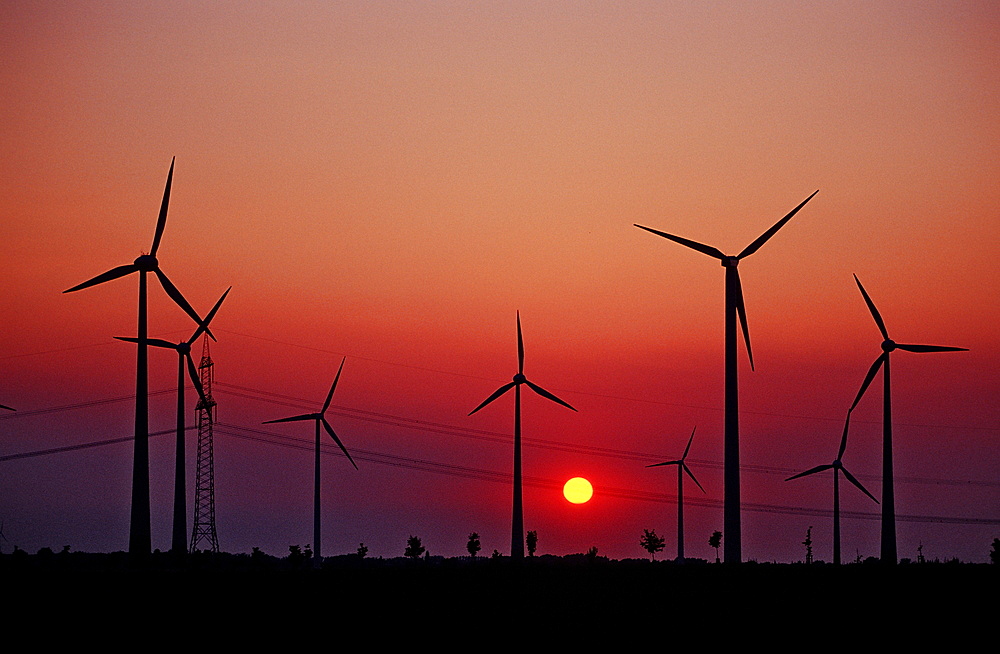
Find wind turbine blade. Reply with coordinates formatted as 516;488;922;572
322;418;358;470
322;357;346;413
734;269;754;371
153;269;206;333
683;463;706;493
646;460;682;468
525;380;577;412
849;353;886;412
150;157;174;257
189;286;231;343
0;404;14;412
838;412;851;461
894;343;968;353
633;225;726;260
682;426;697;460
785;464;833;481
263;414;316;424
841;466;879;504
185;353;207;403
468;382;516;416
517;311;524;375
114;336;177;350
63;264;138;293
737;190;818;259
853;274;889;340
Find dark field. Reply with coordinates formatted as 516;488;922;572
5;551;991;643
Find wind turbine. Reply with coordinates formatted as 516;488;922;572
115;286;230;555
263;357;357;568
847;274;967;564
646;426;705;562
468;312;577;559
63;157;205;556
634;190;818;562
785;413;878;565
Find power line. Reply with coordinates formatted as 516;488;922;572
2;414;995;526
3;383;996;490
213;422;1000;526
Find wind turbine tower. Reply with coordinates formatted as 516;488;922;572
190;336;220;553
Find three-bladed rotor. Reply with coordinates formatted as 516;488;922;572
263;357;358;469
634;190;818;370
848;274;968;413
468;312;577;416
646;426;706;493
114;286;231;404
62;158;203;327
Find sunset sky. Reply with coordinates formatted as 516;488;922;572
2;1;997;562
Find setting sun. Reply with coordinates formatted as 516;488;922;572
563;477;594;504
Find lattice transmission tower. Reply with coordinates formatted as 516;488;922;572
189;336;220;552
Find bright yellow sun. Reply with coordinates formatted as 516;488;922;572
563;477;593;504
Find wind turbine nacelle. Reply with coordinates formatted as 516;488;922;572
881;339;896;352
513;373;526;384
134;254;158;271
722;256;739;268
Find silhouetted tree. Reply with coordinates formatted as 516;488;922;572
405;535;425;559
803;526;813;564
288;544;305;567
357;542;368;558
303;544;313;563
467;532;481;558
586;546;599;562
709;530;723;563
991;538;1000;565
526;530;538;557
640;528;666;560
492;549;501;559
917;543;925;564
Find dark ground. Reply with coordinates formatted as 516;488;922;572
5;550;992;643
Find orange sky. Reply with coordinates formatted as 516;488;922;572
2;2;997;562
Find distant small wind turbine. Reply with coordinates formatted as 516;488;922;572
785;413;878;565
634;190;818;563
263;357;357;567
469;312;577;559
647;426;705;562
115;286;230;555
63;158;206;556
847;274;967;564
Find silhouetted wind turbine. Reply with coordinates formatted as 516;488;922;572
847;274;967;564
469;312;577;559
785;414;878;565
115;287;230;555
63;158;205;556
634;190;818;562
646;426;705;562
263;357;357;568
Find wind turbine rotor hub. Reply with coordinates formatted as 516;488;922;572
178;343;191;355
513;373;526;384
722;256;739;268
134;254;158;271
881;339;896;352
833;459;842;469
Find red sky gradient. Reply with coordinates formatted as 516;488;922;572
2;2;998;562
